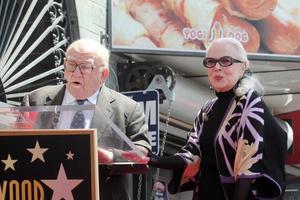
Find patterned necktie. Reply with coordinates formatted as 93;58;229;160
70;99;86;128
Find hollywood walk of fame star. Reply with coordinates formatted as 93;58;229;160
1;154;17;171
42;163;83;200
66;150;75;160
27;140;48;163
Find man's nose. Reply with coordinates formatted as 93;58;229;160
73;66;82;74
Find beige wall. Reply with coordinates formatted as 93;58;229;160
75;0;106;42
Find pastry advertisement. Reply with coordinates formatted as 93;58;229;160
109;0;300;60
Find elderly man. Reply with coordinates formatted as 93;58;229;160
23;38;151;200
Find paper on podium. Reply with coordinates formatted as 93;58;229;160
0;105;148;173
0;101;11;107
0;102;16;128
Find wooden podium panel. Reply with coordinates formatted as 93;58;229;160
0;129;99;200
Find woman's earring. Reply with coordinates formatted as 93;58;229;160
209;85;214;90
202;112;209;122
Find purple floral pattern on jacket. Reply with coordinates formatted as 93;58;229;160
173;89;286;199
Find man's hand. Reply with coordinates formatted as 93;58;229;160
135;146;149;156
98;146;150;164
121;150;150;164
98;148;114;164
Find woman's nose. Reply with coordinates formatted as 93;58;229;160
214;63;222;71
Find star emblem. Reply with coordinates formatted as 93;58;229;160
1;154;17;171
42;163;83;200
27;140;48;163
66;150;75;160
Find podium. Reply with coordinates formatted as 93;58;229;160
0;104;148;200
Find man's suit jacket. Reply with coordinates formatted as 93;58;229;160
23;84;151;200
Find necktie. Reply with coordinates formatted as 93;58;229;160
70;99;86;128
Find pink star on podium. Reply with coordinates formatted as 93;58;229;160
42;163;83;200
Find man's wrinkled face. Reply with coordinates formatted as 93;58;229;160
64;48;105;99
205;42;246;92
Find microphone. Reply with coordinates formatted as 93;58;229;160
0;78;7;102
0;78;67;96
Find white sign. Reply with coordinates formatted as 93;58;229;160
123;90;160;154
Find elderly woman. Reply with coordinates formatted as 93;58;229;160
149;38;287;199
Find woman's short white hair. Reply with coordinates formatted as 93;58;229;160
235;70;265;97
207;37;248;63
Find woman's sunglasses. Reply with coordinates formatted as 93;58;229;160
203;56;243;68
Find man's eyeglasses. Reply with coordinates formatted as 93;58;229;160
64;60;94;74
203;56;243;68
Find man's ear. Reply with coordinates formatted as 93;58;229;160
244;60;250;70
102;68;109;79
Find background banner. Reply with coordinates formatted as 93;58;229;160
109;0;300;60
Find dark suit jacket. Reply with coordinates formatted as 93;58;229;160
23;84;151;200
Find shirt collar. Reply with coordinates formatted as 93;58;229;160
63;90;99;105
